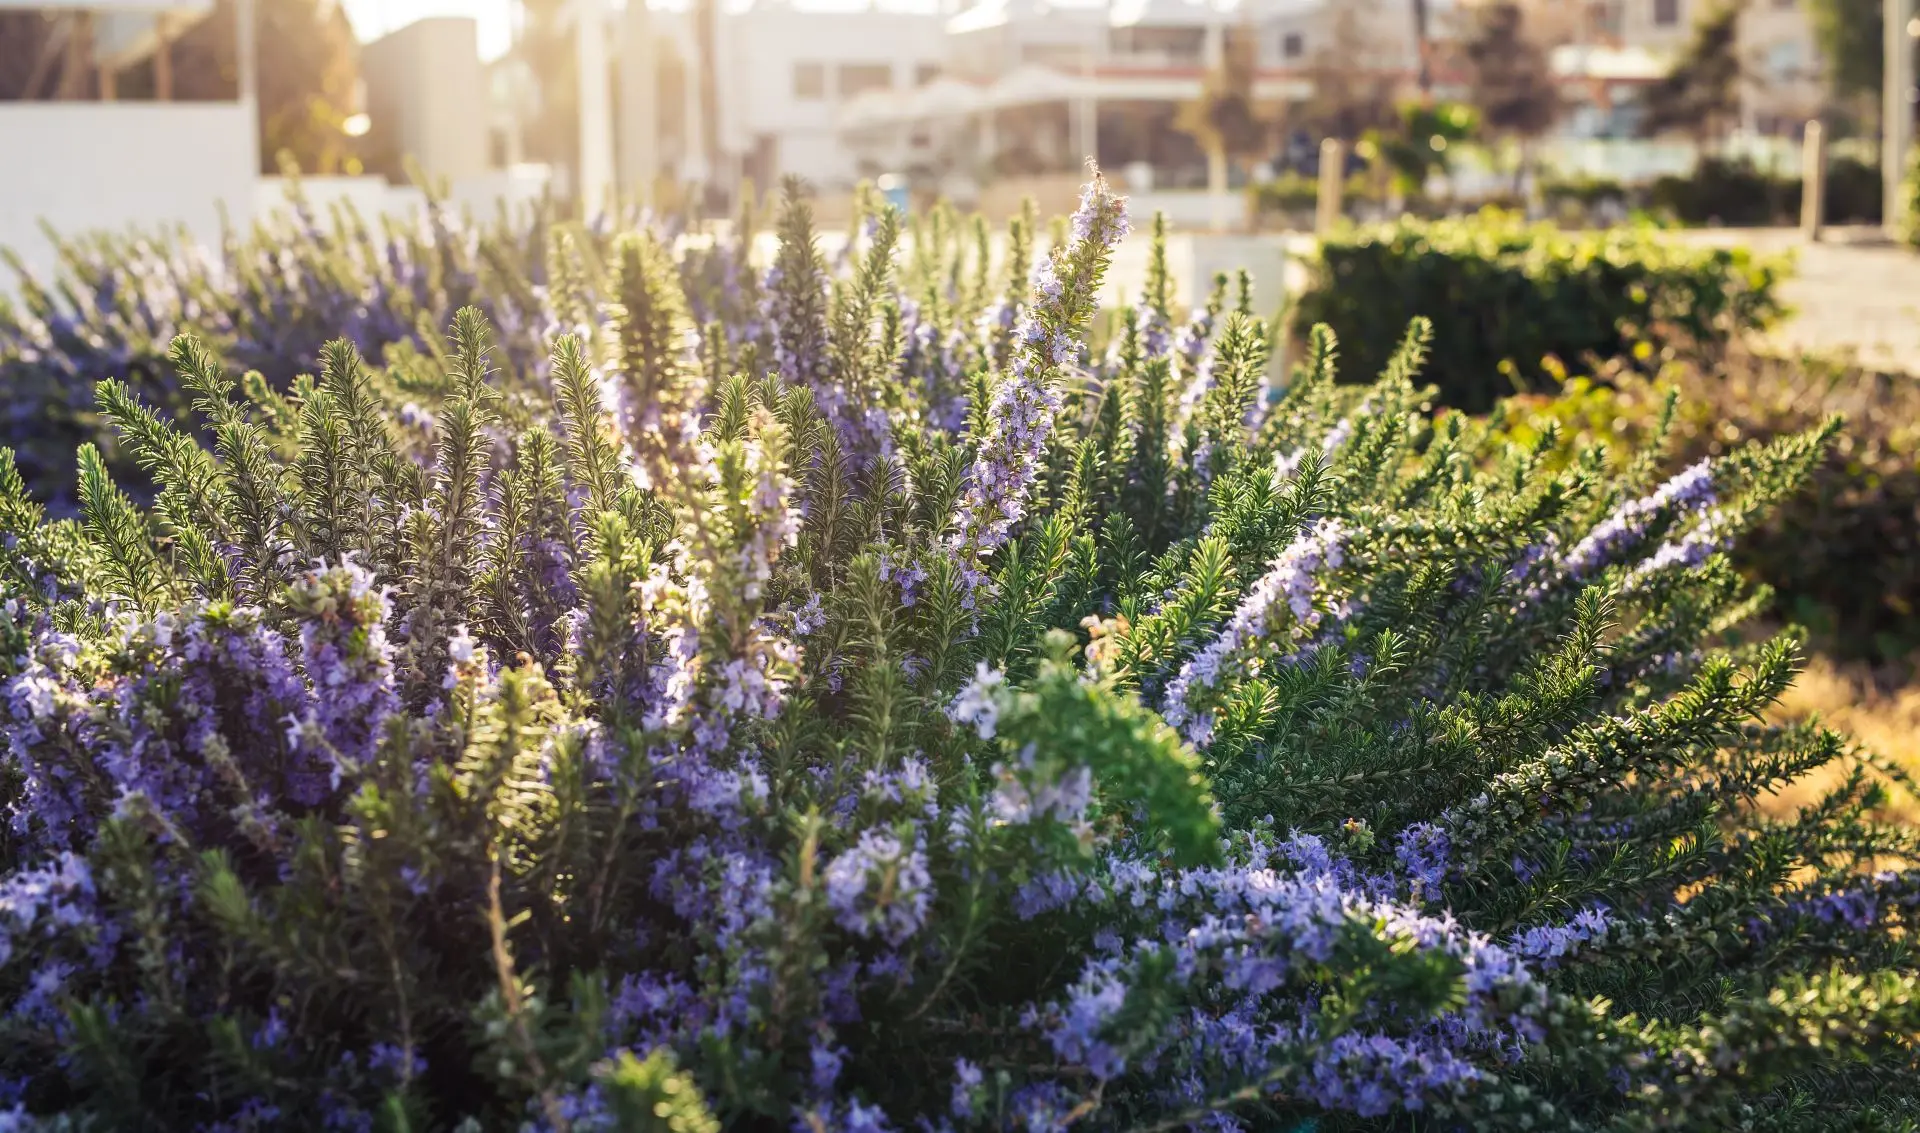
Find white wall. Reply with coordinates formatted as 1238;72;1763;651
254;167;554;229
716;6;947;188
361;17;490;185
0;103;254;281
255;175;409;227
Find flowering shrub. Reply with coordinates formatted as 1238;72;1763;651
0;185;636;513
2;173;1918;1132
1499;348;1920;663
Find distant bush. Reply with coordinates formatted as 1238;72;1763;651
1540;173;1630;215
1900;145;1920;250
1500;348;1920;663
1646;156;1882;228
1291;211;1789;412
1247;172;1378;224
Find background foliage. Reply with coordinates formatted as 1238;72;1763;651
1290;212;1788;413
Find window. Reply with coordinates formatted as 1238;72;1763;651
1653;0;1681;26
1766;40;1803;80
793;62;825;100
1108;25;1206;61
838;63;894;98
1021;43;1082;67
1281;32;1304;59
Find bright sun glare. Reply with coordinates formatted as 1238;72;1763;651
340;0;517;60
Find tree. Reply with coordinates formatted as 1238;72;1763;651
1176;25;1273;172
1457;1;1562;190
166;0;361;174
512;0;581;176
1293;0;1401;144
1638;0;1747;153
1411;0;1434;96
1364;99;1478;199
1806;0;1881;108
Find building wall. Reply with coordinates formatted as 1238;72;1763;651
1738;1;1822;133
1608;0;1821;135
362;17;489;185
0;102;253;282
714;3;947;188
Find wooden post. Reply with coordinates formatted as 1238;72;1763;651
58;13;90;99
1801;120;1826;241
155;16;173;101
1316;138;1345;235
1886;0;1914;240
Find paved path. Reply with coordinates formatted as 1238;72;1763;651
1665;227;1920;372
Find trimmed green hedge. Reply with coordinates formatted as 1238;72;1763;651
1291;212;1789;412
1648;156;1883;228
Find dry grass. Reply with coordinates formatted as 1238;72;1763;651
1761;654;1920;823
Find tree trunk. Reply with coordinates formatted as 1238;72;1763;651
694;0;721;208
1410;0;1432;98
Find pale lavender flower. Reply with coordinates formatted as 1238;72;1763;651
949;175;1128;578
285;558;398;777
824;828;934;945
1162;519;1352;747
1536;459;1718;599
948;662;1008;740
1509;906;1611;968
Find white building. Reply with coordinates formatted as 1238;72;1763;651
362;17;491;186
609;0;1444;196
0;1;257;278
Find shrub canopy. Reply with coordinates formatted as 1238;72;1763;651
1;177;1917;1132
1291;213;1788;413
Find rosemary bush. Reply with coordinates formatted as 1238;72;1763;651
0;187;611;512
1499;349;1920;664
3;175;1919;1133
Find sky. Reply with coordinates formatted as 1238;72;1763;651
340;0;517;60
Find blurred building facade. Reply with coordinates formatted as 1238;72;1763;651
596;0;1827;198
609;0;1449;196
0;1;257;279
1551;0;1823;140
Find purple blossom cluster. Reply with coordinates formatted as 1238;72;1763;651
948;662;1009;739
1395;822;1453;903
1508;906;1612;968
284;558;398;776
1018;832;1554;1118
1517;459;1720;603
824;828;934;945
900;298;971;434
1162;519;1353;747
0;853;95;968
948;177;1130;583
